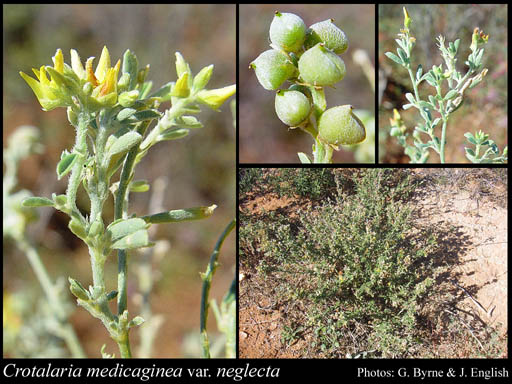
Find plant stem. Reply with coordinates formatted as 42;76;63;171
66;110;89;222
200;219;235;358
18;239;86;358
439;117;448;163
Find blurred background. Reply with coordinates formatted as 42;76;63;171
3;4;235;357
239;4;375;163
379;4;508;163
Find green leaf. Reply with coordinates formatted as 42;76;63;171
69;277;90;301
22;196;54;207
122;49;139;90
142;205;217;224
396;48;408;64
149;81;174;101
174;115;203;129
454;39;460;53
464;132;477;145
128;316;145;328
444;89;458;100
139;81;153;99
129;180;150;193
68;218;87;241
465;147;476;157
297;152;311;163
107;132;142;158
418;101;433;109
385;52;403;66
416;65;423;81
128;109;162;123
117;108;137;121
111;229;150;250
402;103;414;110
57;151;78;180
157;128;189;141
107;218;149;242
405;92;416;105
106;290;118;301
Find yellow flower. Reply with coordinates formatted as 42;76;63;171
196;84;236;110
20;46;121;112
19;49;74;111
470;27;489;51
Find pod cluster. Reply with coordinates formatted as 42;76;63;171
250;11;365;146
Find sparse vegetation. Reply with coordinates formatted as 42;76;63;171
239;168;507;358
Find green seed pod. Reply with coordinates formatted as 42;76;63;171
250;49;296;90
304;19;348;54
269;11;307;53
274;89;311;126
298;43;346;86
318;105;366;146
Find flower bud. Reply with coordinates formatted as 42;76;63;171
67;106;78;126
269;11;307;53
298;44;345;86
318;105;366;146
305;19;348;54
193;64;214;91
250;49;296;90
274;89;311;126
403;7;412;30
118;90;139;107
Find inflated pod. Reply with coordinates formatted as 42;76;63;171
304;19;348;54
250;49;297;90
298;43;345;86
318;105;366;145
274;89;311;126
269;12;307;53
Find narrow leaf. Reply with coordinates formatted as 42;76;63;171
108;131;142;157
444;89;458;100
111;229;150;250
117;108;137;121
385;52;403;66
157;128;189;141
57;152;78;180
405;92;415;104
141;205;217;224
174;115;203;129
149;81;174;101
22;196;54;207
416;64;423;81
297;152;311;163
128;109;162;123
129;180;150;193
107;218;149;242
